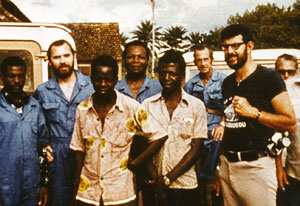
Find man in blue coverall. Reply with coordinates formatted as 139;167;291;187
115;40;162;206
33;40;94;206
183;44;226;205
0;56;48;206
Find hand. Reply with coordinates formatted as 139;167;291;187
213;177;221;197
46;145;54;162
276;161;289;190
233;96;258;118
38;186;48;206
127;157;137;171
156;176;168;206
212;124;225;141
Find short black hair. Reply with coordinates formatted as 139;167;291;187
275;53;298;70
47;39;75;60
192;44;214;60
158;50;186;75
123;40;150;60
221;24;254;43
1;56;26;75
91;55;118;79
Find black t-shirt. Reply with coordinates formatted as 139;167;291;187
222;65;286;152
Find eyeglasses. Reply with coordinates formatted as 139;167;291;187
221;42;245;51
277;70;297;75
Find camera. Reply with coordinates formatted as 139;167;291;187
267;132;291;157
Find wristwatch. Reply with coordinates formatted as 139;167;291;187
163;175;171;187
219;121;225;127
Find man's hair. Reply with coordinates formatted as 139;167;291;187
123;40;150;60
192;44;214;60
91;55;118;79
158;50;186;75
1;56;26;75
221;24;254;43
275;53;298;70
47;39;75;60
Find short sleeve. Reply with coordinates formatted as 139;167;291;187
263;69;287;100
192;98;208;139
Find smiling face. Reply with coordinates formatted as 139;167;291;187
3;65;26;95
222;34;248;70
49;42;75;79
159;63;182;94
91;66;117;97
125;45;148;76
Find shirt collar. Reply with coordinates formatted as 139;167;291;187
151;88;189;106
46;70;89;89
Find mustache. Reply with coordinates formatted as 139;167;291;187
226;54;238;59
58;63;71;69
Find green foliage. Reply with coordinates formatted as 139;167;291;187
160;25;189;52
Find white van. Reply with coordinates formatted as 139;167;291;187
0;22;76;93
184;48;300;81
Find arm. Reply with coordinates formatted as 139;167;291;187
275;152;289;190
128;135;167;170
72;151;85;203
233;92;296;132
212;116;225;141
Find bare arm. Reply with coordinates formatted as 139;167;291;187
127;135;168;170
233;92;296;132
72;151;85;202
165;138;204;183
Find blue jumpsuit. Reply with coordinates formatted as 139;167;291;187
184;69;227;180
0;93;47;206
33;71;94;206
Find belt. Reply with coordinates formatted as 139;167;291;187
206;108;223;115
224;150;267;162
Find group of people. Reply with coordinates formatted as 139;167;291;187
0;23;299;206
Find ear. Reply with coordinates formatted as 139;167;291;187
247;41;254;51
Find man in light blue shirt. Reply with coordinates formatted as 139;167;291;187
183;44;226;205
33;40;94;206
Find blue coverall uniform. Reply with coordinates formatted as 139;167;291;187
184;69;227;180
33;71;94;206
0;93;47;206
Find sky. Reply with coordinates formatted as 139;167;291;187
12;0;297;37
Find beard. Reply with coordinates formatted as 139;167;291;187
53;63;74;79
225;48;247;70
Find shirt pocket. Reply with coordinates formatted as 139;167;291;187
42;103;60;123
208;88;223;108
173;116;194;139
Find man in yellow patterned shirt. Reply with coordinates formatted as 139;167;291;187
70;55;166;206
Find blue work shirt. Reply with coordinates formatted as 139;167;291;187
0;93;47;206
184;69;227;131
115;75;162;103
33;70;94;141
32;70;94;206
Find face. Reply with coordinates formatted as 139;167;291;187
3;65;26;94
194;48;213;74
91;66;117;97
49;43;75;79
125;45;148;75
276;59;298;81
222;34;248;70
159;63;182;93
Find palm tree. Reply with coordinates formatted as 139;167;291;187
160;25;189;52
120;32;129;50
187;31;205;50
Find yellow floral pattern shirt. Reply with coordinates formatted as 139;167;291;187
137;90;208;189
70;91;142;205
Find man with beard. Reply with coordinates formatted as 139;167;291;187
0;56;48;205
33;40;94;206
183;44;226;205
70;55;166;206
115;40;162;206
217;24;296;206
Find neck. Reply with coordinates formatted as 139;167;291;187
126;72;146;82
235;58;257;82
94;91;116;106
199;68;213;81
162;87;181;102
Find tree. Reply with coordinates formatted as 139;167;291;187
186;32;203;50
131;20;162;55
160;25;189;52
120;32;129;50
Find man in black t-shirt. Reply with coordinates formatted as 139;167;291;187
216;24;296;206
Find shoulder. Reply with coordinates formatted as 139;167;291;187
115;77;127;88
213;69;227;80
141;92;161;107
183;91;205;108
117;91;140;110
